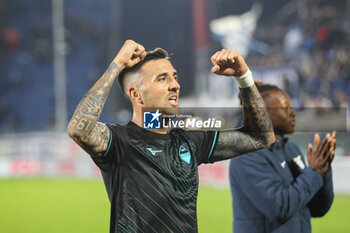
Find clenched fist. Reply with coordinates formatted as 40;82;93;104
210;49;248;77
113;40;147;70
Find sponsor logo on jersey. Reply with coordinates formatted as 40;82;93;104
281;161;286;168
293;155;305;169
146;148;163;156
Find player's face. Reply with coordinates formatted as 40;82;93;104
139;59;180;115
266;90;296;137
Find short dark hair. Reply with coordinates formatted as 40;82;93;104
238;81;282;105
255;82;281;99
118;48;169;94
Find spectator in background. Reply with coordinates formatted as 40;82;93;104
246;0;350;110
283;24;303;60
229;82;336;233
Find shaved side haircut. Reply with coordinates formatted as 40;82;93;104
118;48;169;96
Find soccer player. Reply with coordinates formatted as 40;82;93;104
229;83;336;233
67;40;275;232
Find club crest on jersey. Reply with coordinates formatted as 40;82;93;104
293;155;305;169
179;145;191;164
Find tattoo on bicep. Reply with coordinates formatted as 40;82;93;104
74;123;110;156
212;130;256;161
89;123;110;153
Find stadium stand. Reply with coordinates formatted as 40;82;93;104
0;0;349;135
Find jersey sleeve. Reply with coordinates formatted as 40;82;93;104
91;124;127;172
186;130;219;165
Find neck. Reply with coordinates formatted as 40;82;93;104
274;132;284;140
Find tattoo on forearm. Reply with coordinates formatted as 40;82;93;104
212;85;274;162
80;95;103;116
68;62;119;156
239;85;274;147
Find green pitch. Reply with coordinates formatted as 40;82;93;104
0;179;349;233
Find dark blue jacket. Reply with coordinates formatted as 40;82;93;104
229;138;334;233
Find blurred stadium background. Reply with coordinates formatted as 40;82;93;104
1;0;350;232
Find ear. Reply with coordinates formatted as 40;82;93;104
128;86;143;105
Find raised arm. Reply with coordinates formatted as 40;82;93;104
67;40;146;157
209;49;275;162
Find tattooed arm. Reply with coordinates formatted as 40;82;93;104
67;40;146;157
209;49;275;162
211;85;275;161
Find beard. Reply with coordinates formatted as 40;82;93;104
160;106;180;115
